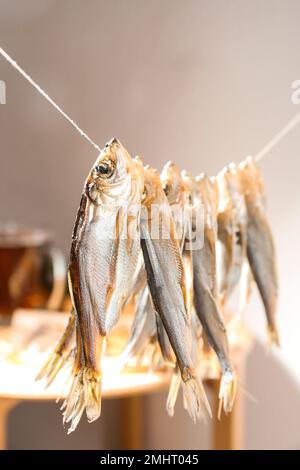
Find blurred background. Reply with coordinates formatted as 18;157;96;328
0;0;300;449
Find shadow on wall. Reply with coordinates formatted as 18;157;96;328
246;341;300;450
143;341;300;450
7;341;300;449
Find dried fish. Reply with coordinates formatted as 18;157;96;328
239;157;279;345
183;171;236;415
140;165;211;422
39;138;144;432
38;138;279;432
216;164;252;311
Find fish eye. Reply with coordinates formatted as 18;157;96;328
95;159;115;179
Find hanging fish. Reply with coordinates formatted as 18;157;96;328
182;171;236;415
140;165;211;422
160;162;196;411
217;164;252;311
216;169;236;304
238;157;279;346
38;138;144;432
160;161;194;321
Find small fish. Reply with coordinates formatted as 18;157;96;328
238;157;279;346
216;169;236;303
217;164;251;309
140;165;211;422
183;171;236;415
160;161;194;319
160;162;195;399
45;138;144;432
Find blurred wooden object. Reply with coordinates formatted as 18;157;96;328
0;399;18;450
0;374;246;450
120;395;144;450
0;309;252;450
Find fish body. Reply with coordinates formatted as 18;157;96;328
183;171;236;414
217;165;251;308
141;166;211;421
238;157;279;345
216;170;235;302
57;139;144;431
119;285;157;368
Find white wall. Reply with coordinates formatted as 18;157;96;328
0;0;299;449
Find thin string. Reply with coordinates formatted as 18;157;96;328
0;46;101;153
255;111;300;162
1;45;299;162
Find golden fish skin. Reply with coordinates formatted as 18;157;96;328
239;157;279;345
141;166;211;421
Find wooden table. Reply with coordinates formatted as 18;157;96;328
0;311;252;450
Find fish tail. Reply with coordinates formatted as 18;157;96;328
267;323;280;347
84;367;102;423
63;369;86;434
83;334;105;423
36;312;75;386
62;332;86;433
62;326;104;433
218;369;237;419
166;367;181;417
181;367;212;423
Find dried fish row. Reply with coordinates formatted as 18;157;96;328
37;139;278;433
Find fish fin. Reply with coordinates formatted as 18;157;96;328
36;313;75;386
181;367;212;423
267;324;280;347
84;368;102;422
105;292;126;332
63;370;86;434
62;365;102;432
218;370;237;419
62;325;103;432
36;350;66;386
166;367;181;417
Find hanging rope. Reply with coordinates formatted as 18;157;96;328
0;46;101;153
1;44;300;162
255;111;300;162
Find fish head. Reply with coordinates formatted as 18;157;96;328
142;165;163;207
223;163;243;198
160;161;186;205
238;157;265;198
84;138;143;209
216;166;233;213
181;170;200;204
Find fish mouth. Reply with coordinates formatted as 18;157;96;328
105;137;120;147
